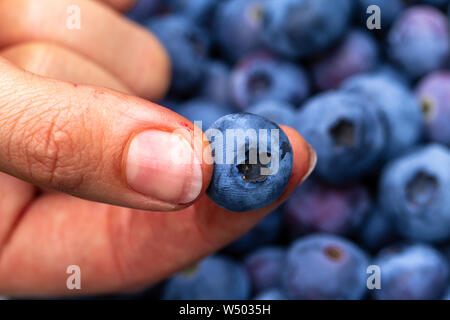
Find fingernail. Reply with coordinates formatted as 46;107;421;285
125;130;203;204
301;144;317;183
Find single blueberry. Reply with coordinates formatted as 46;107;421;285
163;255;251;300
342;74;423;160
284;179;371;237
244;246;286;294
312;29;379;91
231;52;310;110
226;209;283;255
175;98;235;130
416;71;450;146
296;91;386;184
206;113;293;212
260;0;353;58
388;5;450;78
214;0;267;61
246;100;297;127
379;144;450;242
148;15;210;96
373;244;449;300
282;234;370;300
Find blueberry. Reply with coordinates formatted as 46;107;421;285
282;234;369;300
214;0;267;61
284;179;371;237
246;100;297;127
225;209;283;255
169;0;219;26
244;246;286;294
312;29;379;91
231;52;310;110
342;74;423;160
416;71;450;146
358;207;397;251
253;289;286;300
357;0;404;29
260;0;353;58
206;113;293;212
148;15;209;96
127;0;164;23
373;244;449;300
388;6;450;78
175;98;235;130
163;255;251;300
296;91;386;184
379;144;450;242
199;60;231;105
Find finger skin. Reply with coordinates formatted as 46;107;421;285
0;58;210;211
0;124;313;296
0;173;36;249
0;0;170;100
1;41;132;94
94;0;137;12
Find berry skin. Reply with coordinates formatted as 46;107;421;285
416;71;450;146
260;0;353;58
246;100;297;127
231;52;309;110
312;29;379;91
373;244;449;300
379;144;450;243
342;74;423;160
206;113;293;212
163;255;251;300
199;60;231;106
282;234;369;300
226;209;282;255
388;6;450;78
284;180;371;237
175;98;235;130
253;289;287;300
244;246;286;294
214;0;267;61
296;91;386;184
148;15;209;96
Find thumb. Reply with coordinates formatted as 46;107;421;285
0;58;212;211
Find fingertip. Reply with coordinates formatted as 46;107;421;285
279;125;316;199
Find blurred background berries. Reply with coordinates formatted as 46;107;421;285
71;0;450;300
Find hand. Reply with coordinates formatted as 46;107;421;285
0;0;314;297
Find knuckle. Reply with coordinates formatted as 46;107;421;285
16;105;90;191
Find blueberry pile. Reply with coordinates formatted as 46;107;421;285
128;0;450;300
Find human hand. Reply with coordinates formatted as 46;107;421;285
0;0;315;297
